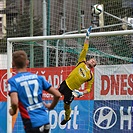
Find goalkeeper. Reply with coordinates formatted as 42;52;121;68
58;26;97;125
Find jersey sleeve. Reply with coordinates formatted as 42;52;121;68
86;75;94;93
41;76;52;91
77;42;88;63
8;79;18;95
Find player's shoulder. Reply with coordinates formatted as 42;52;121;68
8;73;19;82
38;75;47;82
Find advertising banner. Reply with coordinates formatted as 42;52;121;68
49;100;94;133
0;102;7;133
94;64;133;100
93;100;133;133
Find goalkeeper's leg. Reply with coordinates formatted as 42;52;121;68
61;103;71;125
59;80;74;125
64;103;71;120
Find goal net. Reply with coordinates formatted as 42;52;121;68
6;30;133;133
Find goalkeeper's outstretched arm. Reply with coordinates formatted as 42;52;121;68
77;26;92;63
84;25;92;49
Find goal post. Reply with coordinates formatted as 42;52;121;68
7;41;12;133
7;29;133;133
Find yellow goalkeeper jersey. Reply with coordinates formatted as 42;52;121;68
65;42;94;93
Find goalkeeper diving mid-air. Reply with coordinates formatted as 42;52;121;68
58;26;97;125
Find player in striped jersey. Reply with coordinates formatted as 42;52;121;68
58;26;97;125
8;50;61;133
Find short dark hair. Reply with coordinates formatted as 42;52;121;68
12;50;27;69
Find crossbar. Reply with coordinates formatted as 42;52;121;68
7;30;133;42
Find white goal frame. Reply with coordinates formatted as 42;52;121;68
7;29;133;133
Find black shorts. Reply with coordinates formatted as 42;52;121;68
23;118;50;133
58;80;74;104
25;124;50;133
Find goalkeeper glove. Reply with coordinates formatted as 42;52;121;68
72;90;84;98
86;26;92;40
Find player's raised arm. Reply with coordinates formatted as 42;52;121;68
77;26;92;63
85;26;92;44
